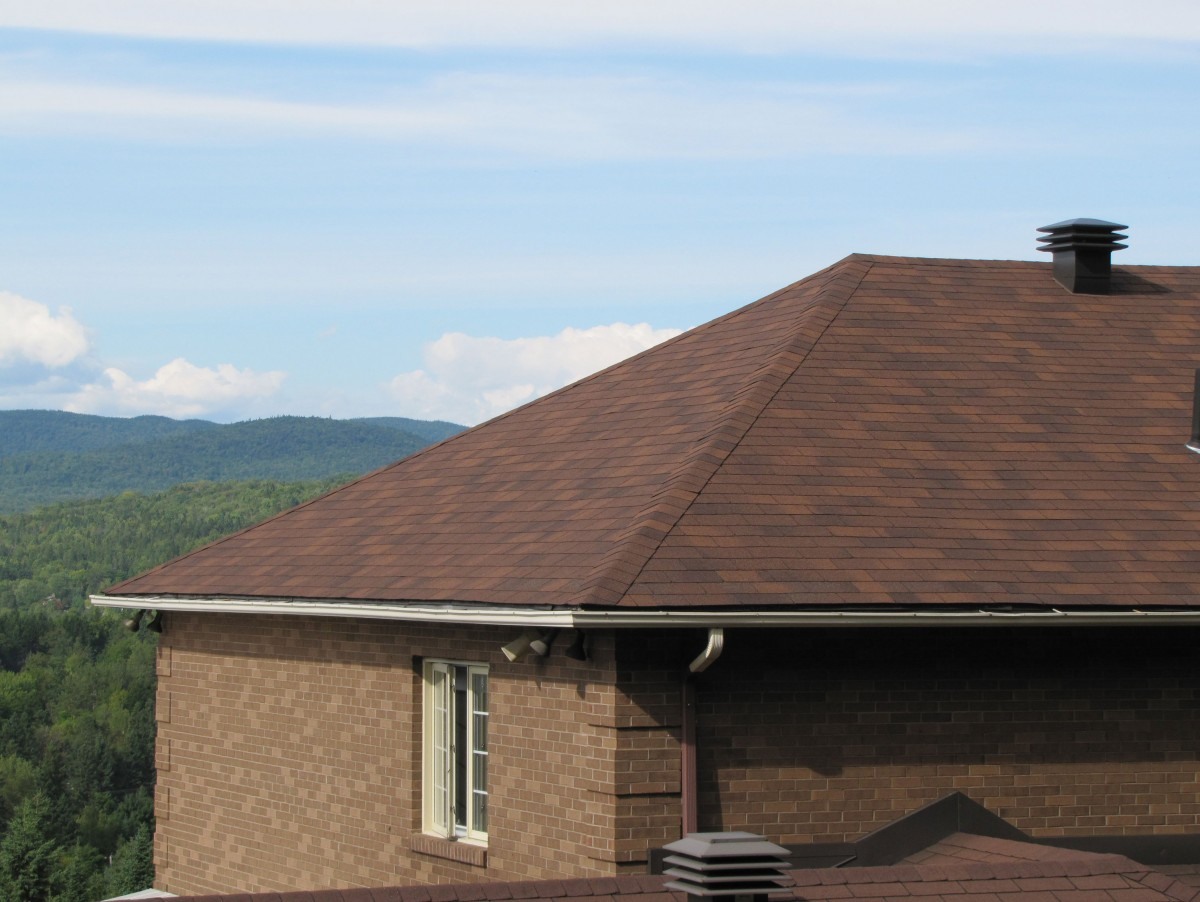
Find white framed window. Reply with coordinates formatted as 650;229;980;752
423;660;488;842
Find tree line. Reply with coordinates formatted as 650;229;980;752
0;477;346;900
0;413;463;514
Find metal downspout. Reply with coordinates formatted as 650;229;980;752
681;628;724;836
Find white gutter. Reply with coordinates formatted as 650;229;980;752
90;594;580;626
89;594;1200;628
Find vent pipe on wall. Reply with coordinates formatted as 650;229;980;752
1036;218;1127;294
682;629;725;836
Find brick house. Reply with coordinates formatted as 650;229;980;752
95;220;1200;896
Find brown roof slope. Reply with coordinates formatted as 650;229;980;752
109;256;867;604
110;255;1200;609
622;258;1200;608
158;857;1200;902
901;832;1096;865
786;857;1200;900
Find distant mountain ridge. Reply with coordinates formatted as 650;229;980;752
0;410;466;513
0;409;217;456
349;416;466;445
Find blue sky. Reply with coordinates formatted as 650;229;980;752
1;2;1198;425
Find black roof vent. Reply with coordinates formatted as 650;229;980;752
1036;218;1128;294
663;832;791;901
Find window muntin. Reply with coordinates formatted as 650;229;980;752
423;661;488;842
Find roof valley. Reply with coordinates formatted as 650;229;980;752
571;258;874;607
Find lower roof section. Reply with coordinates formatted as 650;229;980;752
90;593;1200;628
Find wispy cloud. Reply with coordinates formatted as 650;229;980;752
7;1;1200;55
0;79;454;135
0;74;992;159
388;322;682;425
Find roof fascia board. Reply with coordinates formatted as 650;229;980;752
89;594;1200;628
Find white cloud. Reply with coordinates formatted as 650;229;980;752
67;358;286;418
0;291;89;368
6;1;1200;53
388;322;682;425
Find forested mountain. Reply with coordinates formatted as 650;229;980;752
0;478;349;610
0;409;468;897
0;411;216;458
0;477;348;900
0;412;465;513
351;416;463;445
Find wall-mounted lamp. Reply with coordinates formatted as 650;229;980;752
502;630;539;662
528;629;558;657
125;609;164;633
502;629;556;662
563;629;588;661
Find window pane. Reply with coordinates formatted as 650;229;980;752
470;753;484;830
471;669;488;835
428;664;452;835
453;666;468;833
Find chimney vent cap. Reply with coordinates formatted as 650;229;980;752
662;832;791;899
664;832;790;860
1035;218;1128;294
1036;218;1128;253
1037;217;1128;232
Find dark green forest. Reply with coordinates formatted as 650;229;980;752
0;412;464;513
0;412;216;458
0;477;348;900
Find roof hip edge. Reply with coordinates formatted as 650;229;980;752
571;257;874;608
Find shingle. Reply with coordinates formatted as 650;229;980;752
397;888;432;902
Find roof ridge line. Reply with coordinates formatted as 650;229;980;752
572;258;873;607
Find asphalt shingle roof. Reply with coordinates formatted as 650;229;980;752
902;832;1103;865
161;857;1200;902
109;255;1200;610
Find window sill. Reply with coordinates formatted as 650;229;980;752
410;834;488;868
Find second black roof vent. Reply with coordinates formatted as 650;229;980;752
1037;218;1128;294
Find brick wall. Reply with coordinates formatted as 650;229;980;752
154;614;626;894
613;633;684;865
155;618;1200;893
692;627;1200;844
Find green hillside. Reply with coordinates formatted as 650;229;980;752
352;416;464;444
0;411;467;897
0;410;216;457
0;477;346;899
0;413;465;513
0;477;348;609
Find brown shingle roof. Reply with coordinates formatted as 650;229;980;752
786;857;1200;900
901;832;1100;865
159;857;1200;902
108;255;1200;610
